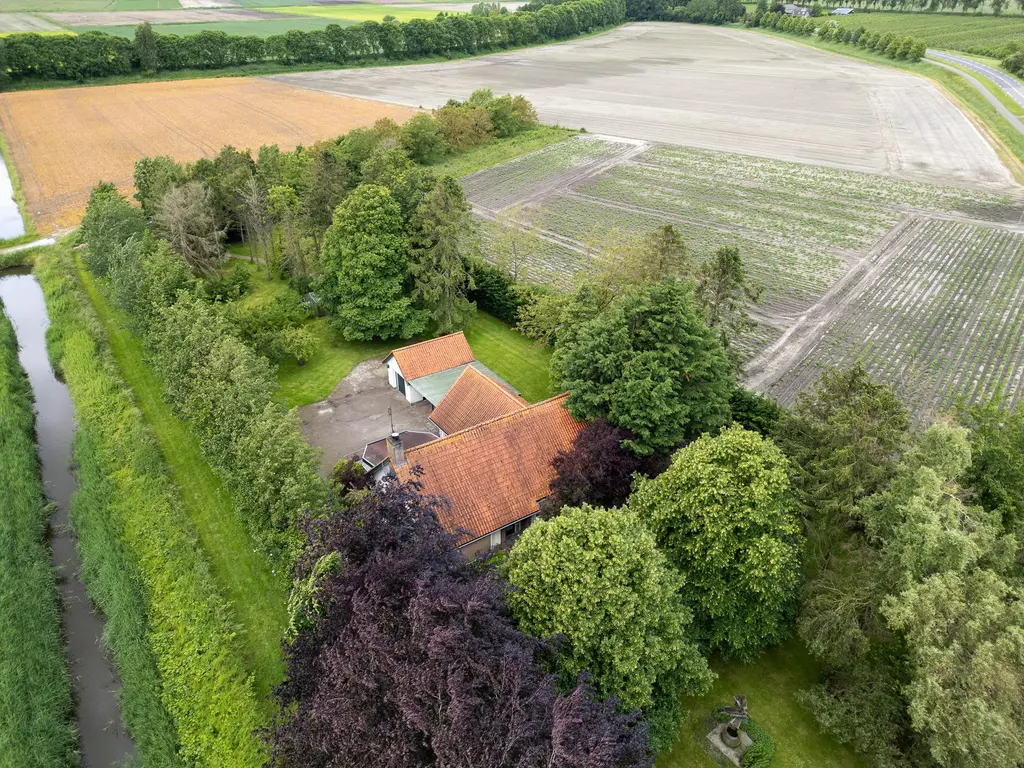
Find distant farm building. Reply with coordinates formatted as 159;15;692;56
784;3;811;15
831;7;855;13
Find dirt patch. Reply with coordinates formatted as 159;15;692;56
299;358;435;475
0;78;417;232
270;22;1014;189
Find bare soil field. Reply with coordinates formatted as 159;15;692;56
0;78;416;231
464;135;1024;416
271;22;1013;188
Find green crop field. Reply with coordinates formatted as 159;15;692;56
768;218;1024;417
829;12;1024;56
262;3;456;22
80;16;344;38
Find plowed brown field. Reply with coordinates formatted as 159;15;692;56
0;78;418;232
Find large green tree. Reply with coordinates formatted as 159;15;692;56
78;182;147;277
410;176;476;334
551;278;732;456
630;424;804;658
504;504;712;747
317;184;424;341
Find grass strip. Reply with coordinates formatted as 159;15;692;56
0;121;37;241
0;289;77;768
36;244;269;767
76;263;289;702
933;55;1024;117
464;312;553;403
430;126;578;179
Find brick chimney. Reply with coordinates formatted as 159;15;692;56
387;431;407;468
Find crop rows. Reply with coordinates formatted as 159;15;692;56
462;135;643;211
768;219;1024;416
829;12;1024;57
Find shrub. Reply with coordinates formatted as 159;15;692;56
741;719;776;768
36;245;267;767
467;257;531;325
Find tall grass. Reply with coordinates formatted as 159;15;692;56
36;245;269;767
0;296;77;768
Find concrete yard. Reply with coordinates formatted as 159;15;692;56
299;358;434;476
271;22;1013;189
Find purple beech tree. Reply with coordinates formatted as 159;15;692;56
269;479;652;768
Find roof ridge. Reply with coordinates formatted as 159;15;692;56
407;392;571;456
463;364;528;405
387;330;470;357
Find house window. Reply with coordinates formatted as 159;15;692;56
489;531;502;549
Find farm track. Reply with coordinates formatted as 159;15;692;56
467;133;1024;414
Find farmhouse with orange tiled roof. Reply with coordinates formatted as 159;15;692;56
395;394;584;557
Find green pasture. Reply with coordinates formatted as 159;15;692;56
262;3;457;21
656;641;866;768
828;11;1024;56
78;16;344;38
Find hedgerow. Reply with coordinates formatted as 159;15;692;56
753;13;926;62
0;0;624;87
36;245;268;767
0;293;77;768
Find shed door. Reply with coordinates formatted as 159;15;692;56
396;373;406;396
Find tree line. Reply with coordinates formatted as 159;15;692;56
751;7;928;61
0;0;623;86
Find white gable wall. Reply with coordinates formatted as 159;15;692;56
386;358;424;404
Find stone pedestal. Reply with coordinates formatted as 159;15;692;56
706;722;753;767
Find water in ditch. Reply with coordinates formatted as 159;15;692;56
0;269;135;767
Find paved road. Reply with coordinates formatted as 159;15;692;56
928;50;1024;109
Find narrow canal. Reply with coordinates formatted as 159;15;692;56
0;270;134;767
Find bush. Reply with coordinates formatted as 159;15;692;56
0;298;77;768
1003;52;1024;77
203;262;251;302
36;245;267;767
741;719;776;768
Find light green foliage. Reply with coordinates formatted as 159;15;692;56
630;425;803;658
106;236;192;334
0;297;77;768
133;155;184;218
505;505;712;743
317;183;425;341
411;175;477;334
551;278;733;455
286;551;341;642
827;11;1024;57
883;568;1024;768
276;324;320;365
37;246;268;767
78;183;147;276
697;244;760;364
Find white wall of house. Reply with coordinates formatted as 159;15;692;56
386;358;424;404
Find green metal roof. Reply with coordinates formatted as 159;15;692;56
410;361;520;406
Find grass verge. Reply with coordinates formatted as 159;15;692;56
76;264;289;702
37;244;270;767
753;28;1024;178
430;126;578;179
0;291;77;768
656;641;866;768
0;122;37;241
933;53;1024;117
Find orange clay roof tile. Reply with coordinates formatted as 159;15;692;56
387;332;475;381
429;366;528;435
396;394;583;543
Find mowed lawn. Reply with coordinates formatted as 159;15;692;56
78;266;289;704
227;255;552;406
657;641;866;768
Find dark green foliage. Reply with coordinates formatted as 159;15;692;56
134;22;159;72
228;294;307;362
756;14;925;62
37;246;267;766
0;298;77;768
1;0;625;85
203;262;251;302
740;718;776;768
400;113;447;164
551;278;733;456
467;256;530;325
78;183;147;277
133;155;185;219
667;0;745;24
729;386;783;436
1003;51;1024;77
